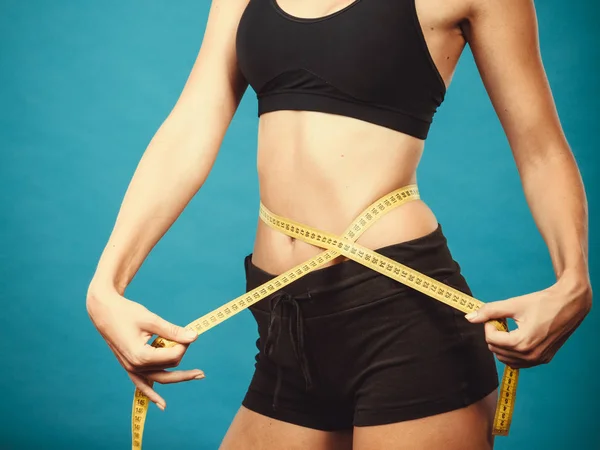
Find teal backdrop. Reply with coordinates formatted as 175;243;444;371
1;0;598;449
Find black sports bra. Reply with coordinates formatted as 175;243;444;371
236;0;447;140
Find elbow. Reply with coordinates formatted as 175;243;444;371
513;141;578;182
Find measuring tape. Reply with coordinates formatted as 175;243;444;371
131;185;517;449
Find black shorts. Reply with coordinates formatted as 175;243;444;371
241;225;498;431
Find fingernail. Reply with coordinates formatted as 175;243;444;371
184;329;197;340
194;373;205;380
157;403;165;411
465;311;478;320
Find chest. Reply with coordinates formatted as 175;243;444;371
272;0;366;20
237;0;430;95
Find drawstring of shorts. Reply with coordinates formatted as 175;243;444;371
263;291;313;411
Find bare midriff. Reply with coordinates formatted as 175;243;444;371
252;110;439;275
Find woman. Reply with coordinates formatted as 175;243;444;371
86;0;592;449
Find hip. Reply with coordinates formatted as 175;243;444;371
244;223;495;385
242;219;498;431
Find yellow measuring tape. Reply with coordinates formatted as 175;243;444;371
131;185;517;449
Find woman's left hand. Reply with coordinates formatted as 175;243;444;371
465;275;592;369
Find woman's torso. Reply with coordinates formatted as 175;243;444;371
242;0;470;274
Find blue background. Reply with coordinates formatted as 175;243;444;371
0;0;598;448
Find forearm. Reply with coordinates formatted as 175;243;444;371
89;117;222;296
518;145;590;287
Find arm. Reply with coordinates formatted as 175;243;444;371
460;0;592;367
90;1;248;294
87;0;250;409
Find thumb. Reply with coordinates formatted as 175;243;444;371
146;313;198;344
465;299;515;324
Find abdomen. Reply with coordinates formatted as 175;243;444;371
251;110;439;275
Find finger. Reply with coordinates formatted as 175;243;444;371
134;344;187;369
142;313;198;345
465;299;517;324
496;355;523;369
129;360;184;373
130;344;189;372
146;369;205;385
484;322;521;348
106;339;178;373
128;372;166;410
488;344;522;360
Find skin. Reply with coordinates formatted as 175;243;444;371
86;0;592;449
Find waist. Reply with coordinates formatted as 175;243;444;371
252;190;438;276
246;222;459;317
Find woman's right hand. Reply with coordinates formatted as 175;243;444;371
86;287;203;410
